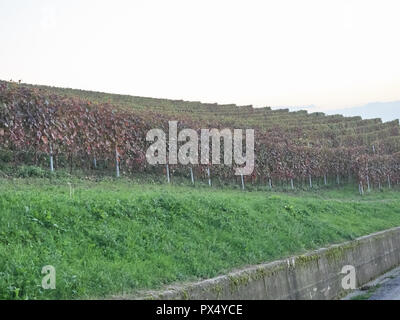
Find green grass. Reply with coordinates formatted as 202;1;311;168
1;176;400;300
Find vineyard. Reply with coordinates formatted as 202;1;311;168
1;80;400;193
2;80;400;300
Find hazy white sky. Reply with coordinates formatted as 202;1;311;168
1;0;399;110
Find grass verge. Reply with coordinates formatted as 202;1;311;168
1;176;400;299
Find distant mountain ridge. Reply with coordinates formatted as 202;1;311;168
328;101;400;122
273;101;400;123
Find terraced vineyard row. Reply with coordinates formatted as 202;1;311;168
1;80;399;192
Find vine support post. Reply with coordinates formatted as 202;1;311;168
324;174;327;186
67;182;74;198
207;167;211;187
336;174;340;185
190;167;194;185
290;178;294;190
268;178;272;189
49;143;54;172
309;175;313;189
115;147;120;178
241;174;245;190
69;152;73;174
93;157;97;169
367;175;371;192
388;175;391;189
359;181;364;195
166;164;170;184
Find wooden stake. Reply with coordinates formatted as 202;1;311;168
115;148;120;178
190;167;194;185
67;183;74;198
166;164;170;184
49;143;54;172
359;181;365;195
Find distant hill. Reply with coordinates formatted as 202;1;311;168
328;101;400;122
273;101;400;123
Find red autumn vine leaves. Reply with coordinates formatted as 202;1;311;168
1;80;400;185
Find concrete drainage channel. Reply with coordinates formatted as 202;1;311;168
343;265;400;300
114;226;400;300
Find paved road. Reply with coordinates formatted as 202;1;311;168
368;269;400;300
344;266;400;300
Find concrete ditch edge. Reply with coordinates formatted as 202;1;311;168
118;226;400;300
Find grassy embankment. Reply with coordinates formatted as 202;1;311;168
1;170;400;299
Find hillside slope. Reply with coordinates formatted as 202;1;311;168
1;177;400;299
1;80;400;191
